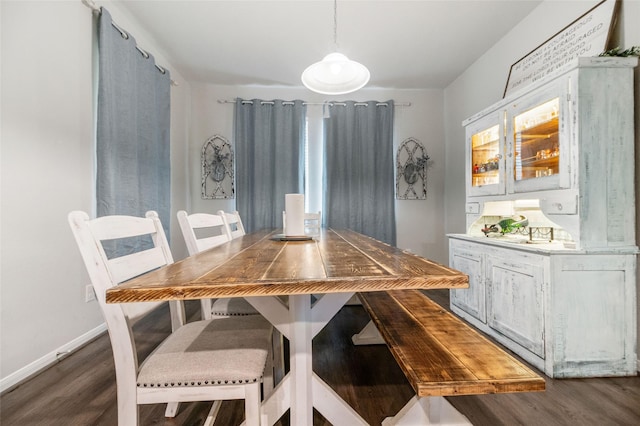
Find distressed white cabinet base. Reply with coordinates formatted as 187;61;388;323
449;235;637;378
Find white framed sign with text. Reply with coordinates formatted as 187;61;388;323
504;0;617;97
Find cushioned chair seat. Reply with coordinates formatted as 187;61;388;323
138;315;272;388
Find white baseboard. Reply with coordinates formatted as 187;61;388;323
0;323;107;394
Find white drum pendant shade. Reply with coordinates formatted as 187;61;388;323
301;52;370;95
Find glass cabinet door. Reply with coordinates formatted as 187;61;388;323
467;112;505;197
513;98;559;182
508;82;570;194
472;125;500;186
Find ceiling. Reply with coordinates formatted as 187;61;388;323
114;0;543;90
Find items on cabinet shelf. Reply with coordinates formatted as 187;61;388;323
481;215;529;236
470;125;501;188
473;200;560;243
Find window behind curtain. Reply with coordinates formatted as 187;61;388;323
323;101;396;245
96;8;171;256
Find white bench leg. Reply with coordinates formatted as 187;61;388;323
352;320;386;345
383;395;472;426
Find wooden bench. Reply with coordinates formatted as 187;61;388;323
357;290;546;425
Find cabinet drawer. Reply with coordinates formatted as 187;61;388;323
540;195;578;215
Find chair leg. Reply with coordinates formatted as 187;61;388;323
203;400;222;426
263;339;274;397
164;401;180;417
272;329;285;384
201;298;213;320
169;301;186;330
118;393;139;426
244;382;262;426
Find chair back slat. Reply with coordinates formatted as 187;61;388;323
196;235;230;252
186;213;223;228
107;245;168;284
87;214;158;241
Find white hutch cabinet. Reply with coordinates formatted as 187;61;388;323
449;57;638;378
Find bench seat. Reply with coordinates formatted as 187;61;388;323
358;290;545;424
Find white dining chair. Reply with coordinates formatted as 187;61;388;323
177;210;258;319
217;210;246;239
177;210;278;389
282;210;322;236
304;210;322;236
177;209;231;254
68;210;271;426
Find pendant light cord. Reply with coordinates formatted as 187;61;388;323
333;0;339;51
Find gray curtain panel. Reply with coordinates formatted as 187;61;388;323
234;99;306;232
96;8;171;255
323;101;396;245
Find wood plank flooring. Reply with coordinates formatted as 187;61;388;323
2;290;639;425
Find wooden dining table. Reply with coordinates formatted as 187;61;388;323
106;228;469;426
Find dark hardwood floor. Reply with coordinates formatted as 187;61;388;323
2;290;639;425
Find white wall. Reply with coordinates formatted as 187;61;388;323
188;84;448;262
443;0;640;368
0;0;190;391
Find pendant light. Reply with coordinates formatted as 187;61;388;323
301;0;370;95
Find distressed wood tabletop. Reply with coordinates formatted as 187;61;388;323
106;229;469;304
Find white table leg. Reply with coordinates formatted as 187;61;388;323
289;295;313;425
311;292;356;337
352;320;386;345
312;374;368;425
243;375;289;426
244;296;290;337
246;293;369;426
382;396;471;426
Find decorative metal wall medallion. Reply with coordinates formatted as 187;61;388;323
396;137;430;200
202;134;234;199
